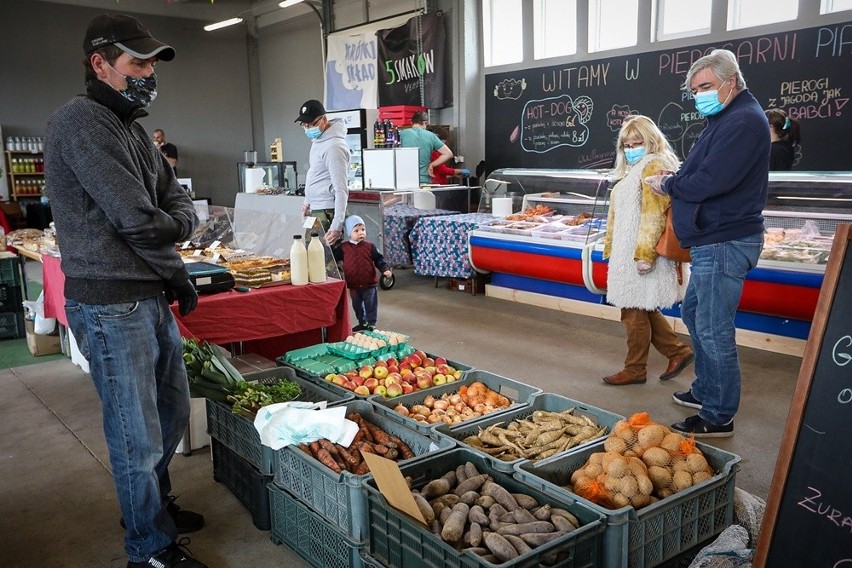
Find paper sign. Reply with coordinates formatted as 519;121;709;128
361;452;428;527
303;217;316;229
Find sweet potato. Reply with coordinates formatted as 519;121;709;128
440;506;453;525
459;491;480;505
519;531;566;547
469;522;483;547
512;492;539;510
551;515;577;532
464;462;481;479
504;534;533;556
512;507;537;524
532;504;552;521
475;495;497;509
455;464;469;483
483;531;519;562
482;481;520;511
496;521;555;536
421;478;451;500
550;508;580;527
468;505;489;525
441;470;457;487
453;474;490;496
440;503;470;543
432;494;460;508
411;491;435;524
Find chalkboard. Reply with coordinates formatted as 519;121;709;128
754;224;852;568
485;21;852;171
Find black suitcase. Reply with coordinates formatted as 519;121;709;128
186;261;235;295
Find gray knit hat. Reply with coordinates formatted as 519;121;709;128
344;215;365;238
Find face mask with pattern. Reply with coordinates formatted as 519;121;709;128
106;62;158;108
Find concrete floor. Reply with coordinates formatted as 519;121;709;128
0;263;801;567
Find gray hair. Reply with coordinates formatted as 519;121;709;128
685;49;746;91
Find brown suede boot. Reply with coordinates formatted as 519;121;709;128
603;369;647;385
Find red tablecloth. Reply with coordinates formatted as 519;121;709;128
41;254;351;360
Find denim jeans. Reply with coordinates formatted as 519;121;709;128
65;294;189;562
680;233;763;425
350;286;378;325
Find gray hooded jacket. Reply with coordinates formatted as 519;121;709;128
304;118;350;232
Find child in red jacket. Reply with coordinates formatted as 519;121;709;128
333;215;392;331
428;125;469;184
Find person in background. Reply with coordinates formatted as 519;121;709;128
296;99;349;245
765;109;801;171
646;49;769;438
601;116;694;387
152;128;178;173
44;13;207;568
333;215;391;332
399;111;453;184
427;125;470;184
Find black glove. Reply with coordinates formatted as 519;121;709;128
119;209;182;248
166;278;198;316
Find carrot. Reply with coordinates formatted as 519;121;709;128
369;442;389;456
388;434;415;460
316;448;342;473
298;444;312;456
318;439;348;470
353;461;370;475
359;442;376;456
337;444;360;467
366;422;392;446
308;441;322;458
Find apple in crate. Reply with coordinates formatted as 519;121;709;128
374;360;387;368
416;375;433;391
352;375;365;387
386;357;398;367
332;375;347;386
422;357;435;368
435;356;447;366
402;383;414;394
343;380;357;391
386;382;404;398
324;373;337;382
373;366;389;380
364;378;379;391
359;365;374;379
345;370;359;380
374;385;388;397
387;372;404;384
399;361;413;372
387;365;400;374
407;354;422;367
354;385;371;396
432;374;447;386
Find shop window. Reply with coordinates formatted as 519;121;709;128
655;0;712;42
534;0;577;60
727;0;798;30
483;0;523;67
821;0;852;13
589;0;638;53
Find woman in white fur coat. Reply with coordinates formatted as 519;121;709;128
601;116;694;386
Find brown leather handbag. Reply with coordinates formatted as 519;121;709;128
655;206;691;263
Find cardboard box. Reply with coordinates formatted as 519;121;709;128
25;319;62;356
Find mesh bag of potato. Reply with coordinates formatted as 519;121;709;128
570;412;715;509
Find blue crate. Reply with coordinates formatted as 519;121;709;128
269;483;366;568
514;440;740;568
205;368;353;475
369;370;542;436
433;392;624;473
211;439;271;530
364;447;605;568
273;399;454;542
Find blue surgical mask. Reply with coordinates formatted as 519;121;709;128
624;146;646;165
694;85;734;117
304;126;322;140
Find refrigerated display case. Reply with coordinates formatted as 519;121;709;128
468;170;852;348
326;108;378;190
236;162;297;193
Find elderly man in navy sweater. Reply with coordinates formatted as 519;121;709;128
647;49;769;438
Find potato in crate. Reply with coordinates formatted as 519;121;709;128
364;447;605;568
273;400;454;542
514;418;740;568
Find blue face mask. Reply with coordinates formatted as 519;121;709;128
624;146;646;165
304;126;322;140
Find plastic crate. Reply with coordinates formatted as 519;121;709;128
283;343;330;363
269;483;367;568
273;399;454;541
514;440;740;568
205;368;353;475
369;370;542;436
433;392;624;473
0;282;23;312
0;257;20;286
0;310;25;340
211;439;272;530
280;352;474;401
378;105;426;126
364;447;605;568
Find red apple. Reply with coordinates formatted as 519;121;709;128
402;383;414;394
345;370;359;380
386;382;404;398
434;356;448;366
352;376;365;387
364;378;379;391
343;380;358;391
373;366;390;380
424;365;437;376
374;385;388;397
399;361;413;372
431;374;447;386
386;357;399;367
332;374;347;386
359;365;374;379
387;365;400;374
422;357;435;368
414;350;427;361
387;372;403;384
374;360;388;368
408;354;423;367
401;371;416;384
416;375;433;390
324;373;337;382
435;364;452;376
354;385;371;396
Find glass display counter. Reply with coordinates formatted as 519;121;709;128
469;169;852;345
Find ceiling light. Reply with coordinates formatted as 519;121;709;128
203;17;244;32
279;0;305;8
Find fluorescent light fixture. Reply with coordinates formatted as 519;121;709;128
203;17;243;31
279;0;305;8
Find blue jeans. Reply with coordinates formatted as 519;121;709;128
680;233;763;425
350;286;379;325
65;295;189;563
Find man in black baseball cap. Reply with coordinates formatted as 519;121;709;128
84;13;175;61
294;99;326;124
44;12;208;568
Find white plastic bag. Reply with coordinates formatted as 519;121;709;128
22;291;57;335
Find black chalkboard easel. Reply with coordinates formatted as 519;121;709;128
754;224;852;567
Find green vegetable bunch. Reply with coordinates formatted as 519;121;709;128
182;337;243;403
227;380;302;417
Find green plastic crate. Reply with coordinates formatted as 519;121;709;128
0;257;20;286
269;483;367;568
283;343;330;363
364;447;605;568
433;392;624;473
205;368;353;475
369;370;542;436
211;439;271;530
514;440;740;568
273;400;454;542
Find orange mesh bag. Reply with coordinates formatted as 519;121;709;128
641;433;715;498
571;452;654;509
603;412;670;458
